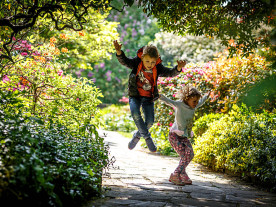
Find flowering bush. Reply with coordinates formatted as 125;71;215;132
1;37;103;130
119;96;129;104
151;49;272;154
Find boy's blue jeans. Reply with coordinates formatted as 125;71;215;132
129;96;154;139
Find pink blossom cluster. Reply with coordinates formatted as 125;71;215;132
13;38;32;56
2;75;30;92
119;96;129;104
2;75;10;83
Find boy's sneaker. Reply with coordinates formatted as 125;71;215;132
128;135;140;150
145;137;157;152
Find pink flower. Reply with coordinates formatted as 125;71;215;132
21;52;28;56
186;73;193;78
157;123;160;126
119;96;129;104
2;75;10;83
169;122;173;127
57;70;63;76
76;98;79;101
172;94;176;97
100;63;105;68
169;112;173;115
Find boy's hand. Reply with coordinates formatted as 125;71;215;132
113;40;122;55
176;60;187;72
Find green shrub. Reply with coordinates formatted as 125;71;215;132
193;105;276;190
0;91;109;206
192;113;224;138
100;104;136;133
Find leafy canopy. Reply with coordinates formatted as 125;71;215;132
137;0;275;55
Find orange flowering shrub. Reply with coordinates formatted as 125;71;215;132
0;36;102;130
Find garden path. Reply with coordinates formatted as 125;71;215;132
84;130;276;207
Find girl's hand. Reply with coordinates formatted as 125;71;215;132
176;60;187;72
113;40;122;55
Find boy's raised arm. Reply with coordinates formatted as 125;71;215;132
176;60;187;72
158;60;186;77
113;40;122;55
114;40;139;70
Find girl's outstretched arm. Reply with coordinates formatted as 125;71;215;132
159;94;178;108
196;91;211;108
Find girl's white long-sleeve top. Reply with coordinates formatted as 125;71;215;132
159;94;208;138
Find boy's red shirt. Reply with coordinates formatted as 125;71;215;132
136;67;154;97
136;47;162;97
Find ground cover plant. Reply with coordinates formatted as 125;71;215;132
0;91;110;206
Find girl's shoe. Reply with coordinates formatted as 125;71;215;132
169;173;185;186
180;174;192;185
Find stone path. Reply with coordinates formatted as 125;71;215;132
84;130;276;207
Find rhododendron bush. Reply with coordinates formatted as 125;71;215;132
151;50;273;154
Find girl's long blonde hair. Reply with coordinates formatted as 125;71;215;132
176;84;202;103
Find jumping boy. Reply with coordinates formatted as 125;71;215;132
113;40;186;152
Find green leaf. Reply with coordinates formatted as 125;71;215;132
124;0;134;7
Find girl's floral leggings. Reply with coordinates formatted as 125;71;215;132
169;131;194;177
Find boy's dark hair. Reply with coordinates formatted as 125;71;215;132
142;45;159;59
177;84;202;102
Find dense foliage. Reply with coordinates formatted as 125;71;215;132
193;105;276;190
0;33;112;205
41;10;119;73
0;91;109;206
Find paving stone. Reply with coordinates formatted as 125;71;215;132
83;130;276;207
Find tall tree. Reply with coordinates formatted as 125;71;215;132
0;0;111;65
